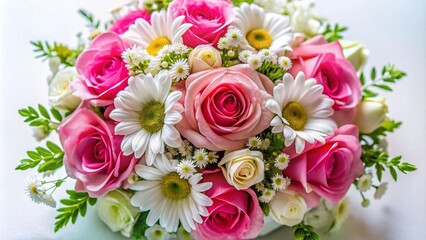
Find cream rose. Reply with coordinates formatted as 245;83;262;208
218;149;264;190
48;67;81;111
340;40;369;73
355;97;388;133
188;45;222;73
97;190;140;237
269;190;307;227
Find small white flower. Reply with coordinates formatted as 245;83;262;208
207;151;218;164
259;188;276;203
246;136;262;148
258;49;277;63
225;28;243;46
157;45;171;58
178;139;193;157
217;37;230;49
255;182;265;192
272;174;291;191
247;54;263;69
361;199;370;208
278;56;292;70
144;224;172;240
358;174;373;192
171;43;189;54
24;173;46;204
193;148;209;168
374;182;388;199
260;138;271;150
274;153;290;170
175;159;197;179
42;194;57;208
227;50;235;57
166;146;179;157
122;45;148;68
161;61;169;68
238;50;253;63
170;59;190;81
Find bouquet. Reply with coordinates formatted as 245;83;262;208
17;0;417;239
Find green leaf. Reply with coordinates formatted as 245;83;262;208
16;142;64;172
293;223;320;240
36;147;52;157
27;151;41;160
38;104;50;120
50;107;63;122
360;73;365;86
389;166;397;181
372;84;393;91
15;159;41;170
46;141;63;154
371;67;377;80
132;212;150;240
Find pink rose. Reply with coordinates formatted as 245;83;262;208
289;35;362;125
175;64;274;151
72;32;130;106
284;125;364;207
110;9;151;35
168;0;234;48
58;107;138;198
193;170;263;240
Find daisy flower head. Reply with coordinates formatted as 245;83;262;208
246;136;262;148
193;148;209;169
170;59;190;82
110;70;184;165
247;54;263;69
278;56;292;70
175;159;197;179
217;37;230;50
207;151;219;164
232;3;293;54
225;27;243;46
357;173;373;192
170;43;189;55
274;153;290;170
271;174;291;191
258;49;277;63
259;188;276;203
265;72;337;154
24;173;46;204
122;9;192;56
238;50;253;63
130;154;213;232
178;139;193;157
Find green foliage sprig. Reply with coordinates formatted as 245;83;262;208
54;190;97;232
132;211;150;240
30;41;82;66
15;141;64;173
322;23;348;42
293;223;320;240
78;9;101;30
360;64;406;98
18;104;63;136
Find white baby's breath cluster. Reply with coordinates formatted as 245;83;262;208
246;136;271;150
122;45;152;76
149;43;191;82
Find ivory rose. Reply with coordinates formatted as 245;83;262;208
289;35;362;125
110;9;151;35
193;170;263;240
218;149;264;190
48;67;81;111
188;45;222;73
354;97;388;133
269;190;308;227
284;125;364;207
58;107;138;197
175;64;274;151
72;32;130;106
168;0;234;48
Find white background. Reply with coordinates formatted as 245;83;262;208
0;0;425;239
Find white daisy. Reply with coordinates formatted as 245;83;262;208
246;136;262;148
175;159;197;179
225;28;243;46
255;182;265;192
170;59;190;82
144;224;171;240
247;54;263;69
193;148;209;168
42;194;57;208
130;154;213;232
265;72;337;154
278;56;292;70
271;174;291;191
274;153;291;170
122;10;192;56
259;188;276;203
232;3;293;54
24;173;46;204
178;139;193;157
170;43;189;54
238;50;253;63
260;138;271;150
217;37;230;50
258;49;277;63
111;71;183;165
358;174;373;192
207;152;219;164
374;182;388;199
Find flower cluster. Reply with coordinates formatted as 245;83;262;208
17;0;416;239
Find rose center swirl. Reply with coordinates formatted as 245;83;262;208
282;101;307;131
140;100;165;133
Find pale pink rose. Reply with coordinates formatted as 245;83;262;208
175;64;274;151
110;9;151;35
58;107;138;198
284;125;364;207
72;32;130;106
193;169;264;240
289;35;362;125
168;0;234;48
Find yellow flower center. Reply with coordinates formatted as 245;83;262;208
146;37;171;56
161;172;191;200
282;101;307;131
246;28;273;50
140;100;165;133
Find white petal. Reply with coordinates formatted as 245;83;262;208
265;99;282;115
191;190;213;206
132;130;149;156
164;111;182;125
135;165;163;180
295;137;306;154
189;173;203;185
130;181;161;191
192;182;212;193
271;124;284;133
178;201;192;232
149;131;164;154
115;121;141;135
110;109;139;122
165;91;182;112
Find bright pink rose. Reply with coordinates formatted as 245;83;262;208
72;32;130;106
58;107;138;198
110;9;151;35
193;170;263;240
175;64;274;151
168;0;234;48
284;125;364;207
289;35;362;125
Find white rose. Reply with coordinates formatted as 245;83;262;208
354;97;388;134
329;197;350;232
188;45;222;73
340;40;369;73
269;190;307;227
48;67;81;111
144;224;172;240
285;0;322;38
97;190;140;237
304;204;334;232
218;149;264;190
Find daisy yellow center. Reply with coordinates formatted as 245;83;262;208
246;28;273;50
147;37;171;56
161;172;191;200
274;178;283;186
30;185;38;194
153;230;164;238
140;100;165;133
282;101;307;131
